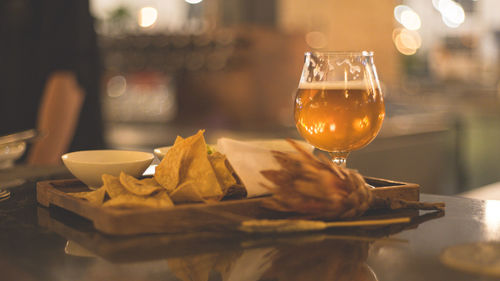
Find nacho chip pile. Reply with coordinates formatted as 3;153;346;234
71;172;174;208
71;130;246;208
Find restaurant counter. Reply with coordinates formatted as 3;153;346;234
0;170;499;281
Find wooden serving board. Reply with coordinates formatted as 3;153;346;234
36;177;419;236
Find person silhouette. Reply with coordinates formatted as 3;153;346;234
0;0;104;165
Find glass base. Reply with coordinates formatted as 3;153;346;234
329;151;349;167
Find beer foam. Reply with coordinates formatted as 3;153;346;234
298;81;370;90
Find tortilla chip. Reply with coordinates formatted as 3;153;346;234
208;152;237;194
102;174;128;198
153;190;175;206
70;186;106;206
140;177;163;188
182;131;222;199
169;181;205;203
154;136;189;192
155;130;223;201
174;135;184;144
119;172;162;196
103;190;173;208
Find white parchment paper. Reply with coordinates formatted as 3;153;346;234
216;138;313;198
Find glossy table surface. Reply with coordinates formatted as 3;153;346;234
1;177;499;281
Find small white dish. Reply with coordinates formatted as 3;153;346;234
61;150;154;188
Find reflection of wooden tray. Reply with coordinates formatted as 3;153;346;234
36;177;419;236
37;206;251;262
38;206;436;263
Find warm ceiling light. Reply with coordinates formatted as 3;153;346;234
393;28;422;56
305;31;327;49
394;5;421;31
433;0;465;28
138;7;158;28
401;10;421;30
107;76;127;98
394;5;411;24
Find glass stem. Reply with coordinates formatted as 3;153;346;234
329;151;349;167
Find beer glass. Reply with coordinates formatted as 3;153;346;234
294;51;385;166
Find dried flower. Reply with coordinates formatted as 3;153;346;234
261;140;372;219
261;139;444;219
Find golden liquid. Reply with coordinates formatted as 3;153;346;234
294;87;385;152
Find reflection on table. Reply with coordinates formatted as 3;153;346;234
1;177;499;281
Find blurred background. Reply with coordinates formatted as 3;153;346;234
89;0;500;196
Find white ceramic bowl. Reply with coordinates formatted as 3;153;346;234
61;150;154;187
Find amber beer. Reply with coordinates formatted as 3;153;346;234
294;82;385;152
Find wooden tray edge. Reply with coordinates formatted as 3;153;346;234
37;180;112;222
37;177;421;235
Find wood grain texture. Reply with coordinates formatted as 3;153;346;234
36;177;419;235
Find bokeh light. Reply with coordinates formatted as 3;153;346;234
107;76;127;98
432;0;441;10
484;200;500;240
138;7;158;28
432;0;465;28
394;5;411;24
185;0;203;4
305;31;327;49
393;28;422;56
394;5;421;31
401;10;421;30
